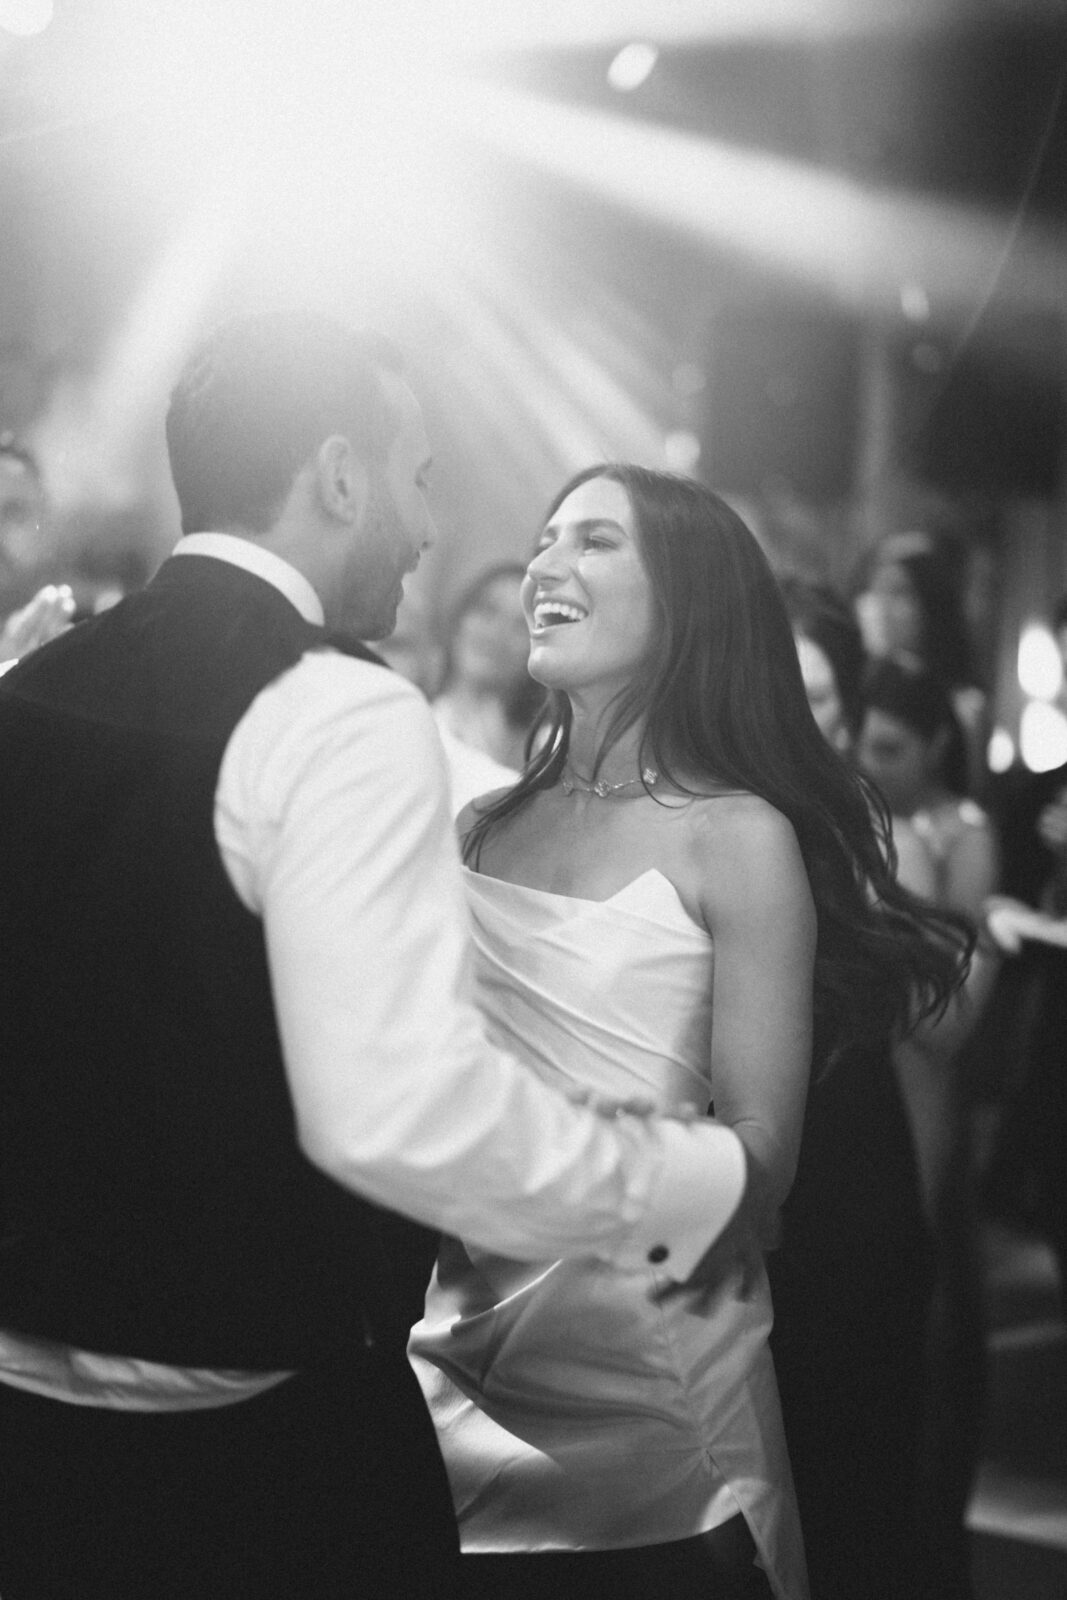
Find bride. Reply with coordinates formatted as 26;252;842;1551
409;465;967;1600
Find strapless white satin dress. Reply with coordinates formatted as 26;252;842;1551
408;867;808;1600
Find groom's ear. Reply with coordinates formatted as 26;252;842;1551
314;435;370;526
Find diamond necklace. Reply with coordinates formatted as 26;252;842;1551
560;763;659;798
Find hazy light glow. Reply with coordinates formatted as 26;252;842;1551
406;0;968;50
23;0;1062;533
664;429;702;472
39;9;489;313
1020;701;1067;774
21;6;679;514
0;0;52;37
446;259;671;469
987;727;1015;775
239;60;474;301
35;166;250;508
27;6;1066;329
457;82;1067;317
1018;624;1064;702
671;362;707;397
607;42;659;92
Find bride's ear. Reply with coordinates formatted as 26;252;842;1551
314;435;370;526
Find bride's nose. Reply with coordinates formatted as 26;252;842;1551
526;541;564;583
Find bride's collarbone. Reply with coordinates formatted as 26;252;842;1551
480;793;705;902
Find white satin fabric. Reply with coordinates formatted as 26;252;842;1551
409;867;808;1600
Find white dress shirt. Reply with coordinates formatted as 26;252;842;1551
0;535;745;1409
433;722;518;815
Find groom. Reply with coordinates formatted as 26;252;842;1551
0;311;754;1598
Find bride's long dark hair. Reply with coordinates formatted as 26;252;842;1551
464;464;971;1073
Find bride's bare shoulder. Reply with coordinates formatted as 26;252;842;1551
684;790;799;858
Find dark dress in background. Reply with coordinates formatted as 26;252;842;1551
983;762;1067;1290
769;1044;934;1600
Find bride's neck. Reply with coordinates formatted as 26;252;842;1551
566;712;645;780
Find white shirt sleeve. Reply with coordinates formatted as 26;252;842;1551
216;651;745;1277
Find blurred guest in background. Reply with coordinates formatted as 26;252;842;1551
65;543;152;623
857;659;1000;1212
855;530;990;798
0;434;45;601
984;874;1067;1299
0;582;75;670
380;586;517;812
378;585;445;700
0;435;75;666
432;561;543;770
990;593;1067;919
773;576;935;1600
858;658;999;1600
783;577;865;755
983;593;1067;1301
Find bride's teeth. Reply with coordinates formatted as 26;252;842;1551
535;601;587;626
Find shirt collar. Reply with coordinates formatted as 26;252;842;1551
171;533;325;626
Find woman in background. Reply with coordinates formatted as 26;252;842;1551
855;530;990;799
858;658;999;1600
379;586;519;813
432;562;544;770
774;578;936;1600
858;659;999;1223
410;470;968;1600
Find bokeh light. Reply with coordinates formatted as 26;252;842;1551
0;0;53;38
1020;701;1067;774
987;727;1015;775
1018;623;1064;702
607;43;659;93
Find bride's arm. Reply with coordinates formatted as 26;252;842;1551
693;797;816;1225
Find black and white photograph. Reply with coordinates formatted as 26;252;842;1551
0;4;1064;1596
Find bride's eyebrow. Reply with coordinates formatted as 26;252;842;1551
541;517;627;539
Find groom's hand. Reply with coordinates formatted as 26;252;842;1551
651;1141;764;1314
564;1085;708;1123
562;1083;659;1120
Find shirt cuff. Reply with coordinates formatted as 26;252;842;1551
616;1120;748;1281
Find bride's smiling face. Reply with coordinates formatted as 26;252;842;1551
522;476;656;699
